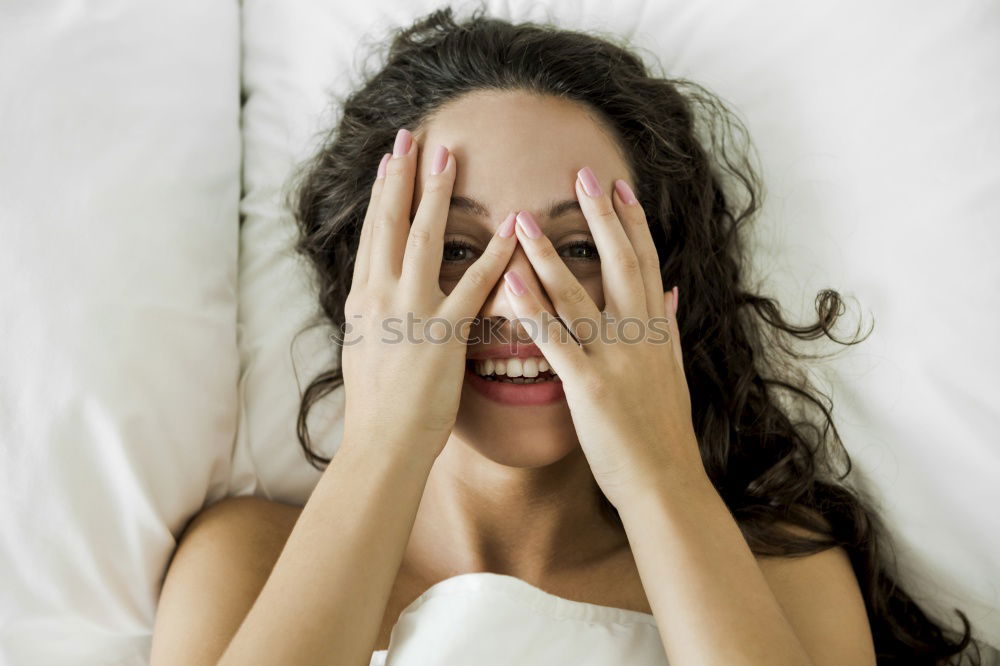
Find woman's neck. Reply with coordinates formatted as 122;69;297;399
401;437;628;584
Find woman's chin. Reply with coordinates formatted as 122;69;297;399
451;405;580;469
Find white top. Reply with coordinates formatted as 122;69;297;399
368;571;668;665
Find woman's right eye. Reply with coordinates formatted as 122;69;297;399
442;240;479;263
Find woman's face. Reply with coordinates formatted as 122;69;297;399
411;90;635;468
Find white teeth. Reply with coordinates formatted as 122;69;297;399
472;356;559;380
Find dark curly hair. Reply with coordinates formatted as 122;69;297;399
287;4;987;663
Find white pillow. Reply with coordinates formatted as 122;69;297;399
236;0;1000;652
0;3;241;664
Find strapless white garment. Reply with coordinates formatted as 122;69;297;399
368;571;668;665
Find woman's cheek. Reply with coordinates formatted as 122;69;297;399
438;275;461;296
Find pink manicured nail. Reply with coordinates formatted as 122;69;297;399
672;285;679;316
376;153;390;180
515;211;542;239
393;128;412;157
504;270;528;296
577;166;603;198
614;179;638;205
431;144;449;175
497;212;517;238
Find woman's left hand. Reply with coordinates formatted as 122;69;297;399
502;167;709;509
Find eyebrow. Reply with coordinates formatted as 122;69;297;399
449;195;582;220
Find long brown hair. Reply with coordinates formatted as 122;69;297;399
288;5;985;663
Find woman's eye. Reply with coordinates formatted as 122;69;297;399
559;241;599;261
442;240;479;263
441;239;599;267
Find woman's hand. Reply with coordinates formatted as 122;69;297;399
501;168;708;508
341;129;518;459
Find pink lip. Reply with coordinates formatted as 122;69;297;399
464;362;565;406
467;342;546;361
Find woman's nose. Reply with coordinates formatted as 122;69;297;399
477;245;552;337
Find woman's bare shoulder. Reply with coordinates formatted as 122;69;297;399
207;494;303;522
182;495;304;549
151;497;306;663
162;496;305;593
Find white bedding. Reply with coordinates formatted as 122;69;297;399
0;0;997;664
0;2;240;664
368;572;669;665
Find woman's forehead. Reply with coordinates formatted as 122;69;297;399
412;90;631;223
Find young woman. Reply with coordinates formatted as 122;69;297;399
151;6;984;665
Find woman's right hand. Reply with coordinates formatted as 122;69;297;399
339;128;518;460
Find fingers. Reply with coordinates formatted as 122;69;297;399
501;268;587;378
612;178;666;318
512;210;602;335
444;213;519;318
400;144;454;291
370;128;418;284
575;167;648;317
352;153;390;291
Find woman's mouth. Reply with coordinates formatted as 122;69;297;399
464;357;565;405
470;357;559;383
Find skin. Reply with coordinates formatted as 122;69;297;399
365;89;647;586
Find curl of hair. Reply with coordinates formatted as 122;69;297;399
287;5;985;663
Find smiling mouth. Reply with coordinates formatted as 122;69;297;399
466;358;561;384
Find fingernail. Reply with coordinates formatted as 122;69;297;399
393;128;412;158
431;144;449;175
376;153;390;180
672;285;679;316
504;270;527;296
614;179;638;205
515;211;542;239
497;212;517;238
577;166;603;198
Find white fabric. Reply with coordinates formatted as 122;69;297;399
0;2;240;664
238;0;1000;653
366;573;667;666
